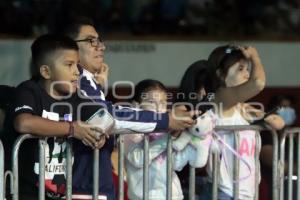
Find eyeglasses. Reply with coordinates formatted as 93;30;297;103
75;37;104;47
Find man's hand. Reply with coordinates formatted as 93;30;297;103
168;105;199;131
94;63;109;87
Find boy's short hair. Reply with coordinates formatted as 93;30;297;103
61;16;95;39
31;34;79;80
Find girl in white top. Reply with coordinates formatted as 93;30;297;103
124;79;208;200
200;45;285;200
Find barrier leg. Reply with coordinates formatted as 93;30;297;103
297;133;300;200
12;134;36;200
279;132;287;200
189;166;195;200
166;134;173;200
233;132;240;200
0;141;4;200
38;139;46;200
65;139;73;200
143;135;149;200
93;149;99;200
254;131;260;200
271;130;279;200
212;151;219;200
287;134;294;200
118;135;124;200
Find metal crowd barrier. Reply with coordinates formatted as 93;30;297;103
210;125;279;200
9;134;74;200
116;125;278;200
4;125;280;200
278;127;300;200
12;134;38;200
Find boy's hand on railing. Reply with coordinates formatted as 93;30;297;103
168;105;199;131
73;121;104;148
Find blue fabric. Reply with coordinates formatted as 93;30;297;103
72;67;116;199
72;138;115;200
78;69;169;131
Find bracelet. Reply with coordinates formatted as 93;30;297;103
68;122;74;138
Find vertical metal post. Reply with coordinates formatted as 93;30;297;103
189;166;195;200
93;149;99;200
212;150;219;200
254;131;260;200
143;135;149;200
166;134;172;200
12;134;36;200
65;139;73;200
297;131;300;200
287;134;294;200
118;135;124;200
233;132;240;200
0;140;4;200
279;133;287;200
38;139;46;200
271;129;279;200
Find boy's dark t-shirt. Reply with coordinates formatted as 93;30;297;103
10;80;100;199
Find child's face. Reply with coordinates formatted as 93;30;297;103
49;49;80;97
140;89;167;112
224;59;250;87
76;25;105;74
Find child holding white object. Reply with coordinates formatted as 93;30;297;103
124;79;212;200
174;59;217;170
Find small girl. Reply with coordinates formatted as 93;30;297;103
200;45;284;200
175;59;217;198
124;79;207;200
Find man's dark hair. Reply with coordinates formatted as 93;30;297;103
30;34;78;80
61;16;95;39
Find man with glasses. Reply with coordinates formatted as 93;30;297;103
62;17;196;200
62;18;116;200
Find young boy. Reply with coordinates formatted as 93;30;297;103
9;34;106;200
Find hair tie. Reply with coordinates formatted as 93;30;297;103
225;48;233;54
